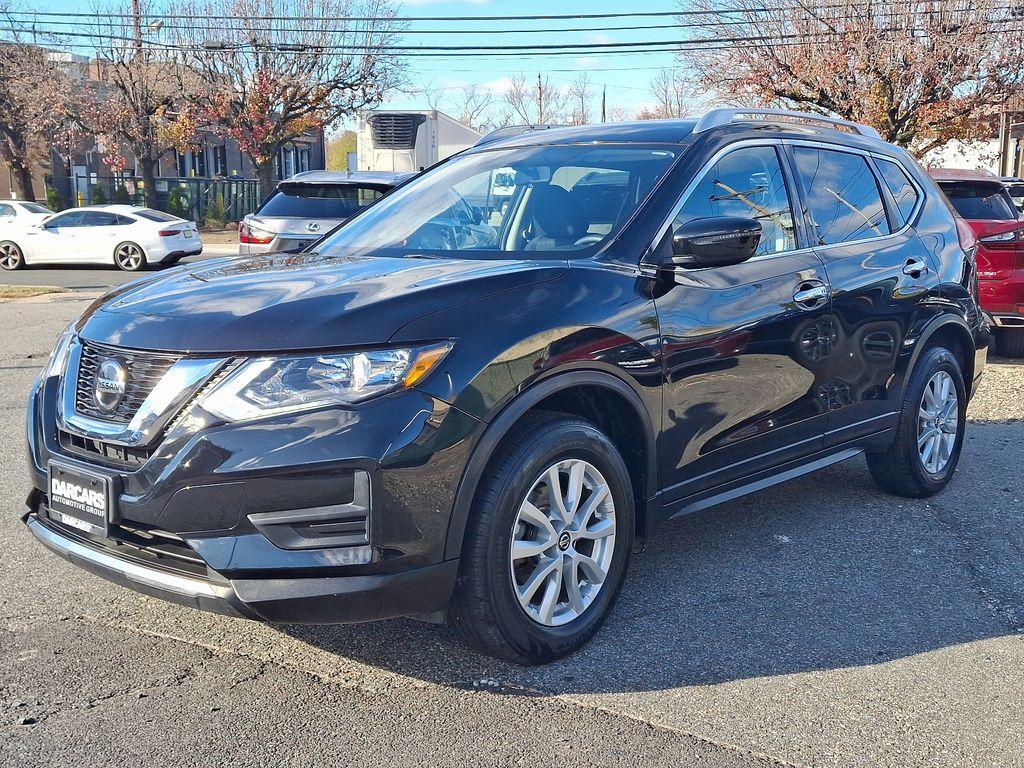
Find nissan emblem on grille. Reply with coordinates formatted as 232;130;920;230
94;359;127;412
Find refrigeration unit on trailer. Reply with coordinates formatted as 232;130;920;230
357;110;482;173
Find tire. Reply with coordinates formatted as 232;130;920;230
866;345;966;498
114;242;147;271
995;328;1024;358
449;412;635;664
0;240;25;270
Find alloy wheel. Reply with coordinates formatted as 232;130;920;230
509;458;617;627
115;243;143;270
918;370;959;474
0;242;21;269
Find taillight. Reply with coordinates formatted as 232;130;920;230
954;216;978;256
978;228;1022;245
239;220;273;245
158;229;181;237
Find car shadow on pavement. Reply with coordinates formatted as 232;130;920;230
280;422;1024;696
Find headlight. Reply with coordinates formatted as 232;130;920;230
198;342;451;422
43;324;75;379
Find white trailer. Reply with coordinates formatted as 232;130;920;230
356;110;482;173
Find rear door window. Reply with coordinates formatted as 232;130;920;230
257;184;388;218
792;147;891;245
939;182;1017;220
82;211;119;226
875;159;920;227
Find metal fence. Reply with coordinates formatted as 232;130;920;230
44;175;262;223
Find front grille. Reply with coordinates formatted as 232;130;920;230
58;428;154;469
75;341;181;423
368;113;425;149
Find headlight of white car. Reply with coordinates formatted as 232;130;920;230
198;342;452;422
43;323;75;379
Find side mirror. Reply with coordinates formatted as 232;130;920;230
670;216;762;269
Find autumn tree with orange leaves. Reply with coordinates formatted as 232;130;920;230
173;0;404;194
678;0;1024;156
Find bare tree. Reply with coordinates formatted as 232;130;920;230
458;84;496;132
638;68;692;120
678;0;1024;155
503;73;568;125
568;74;593;125
85;0;194;207
0;4;82;200
172;0;405;194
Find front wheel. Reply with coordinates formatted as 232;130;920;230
449;413;634;664
114;242;147;271
0;241;25;270
866;345;966;497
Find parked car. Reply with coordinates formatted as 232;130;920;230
0;204;201;271
238;171;413;254
930;169;1024;356
0;199;54;228
1001;176;1024;213
25;110;987;664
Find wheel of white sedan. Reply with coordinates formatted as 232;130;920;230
114;242;147;272
0;240;25;270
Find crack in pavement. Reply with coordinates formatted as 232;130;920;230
56;612;796;768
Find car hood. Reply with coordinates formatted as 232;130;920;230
76;251;566;353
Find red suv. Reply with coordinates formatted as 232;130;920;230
930;169;1024;357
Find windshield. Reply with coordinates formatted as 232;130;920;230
315;144;677;258
940;181;1017;220
258;183;390;219
20;202;50;214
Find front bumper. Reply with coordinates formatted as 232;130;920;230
25;364;483;624
24;511;459;623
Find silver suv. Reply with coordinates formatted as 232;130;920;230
238;171;413;254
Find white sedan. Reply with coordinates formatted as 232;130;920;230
0;199;54;227
0;205;202;271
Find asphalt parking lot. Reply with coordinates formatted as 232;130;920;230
1;283;1022;767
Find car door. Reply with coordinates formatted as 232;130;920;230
78;210;125;261
652;143;834;507
787;144;940;444
24;210;85;260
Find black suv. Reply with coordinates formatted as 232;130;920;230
24;110;988;663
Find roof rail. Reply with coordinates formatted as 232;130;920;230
474;124;562;147
692;108;882;140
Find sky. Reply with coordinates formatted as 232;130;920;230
31;0;683;119
384;0;681;116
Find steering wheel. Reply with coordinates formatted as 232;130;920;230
573;234;604;247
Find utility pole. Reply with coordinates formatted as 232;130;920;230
601;85;607;123
131;0;142;60
537;72;543;123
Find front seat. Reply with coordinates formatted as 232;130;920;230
525;185;590;250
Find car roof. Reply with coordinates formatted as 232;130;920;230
469;110;893;153
281;170;414;186
927;168;1002;183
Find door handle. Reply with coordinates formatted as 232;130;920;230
903;257;928;277
793;282;830;308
